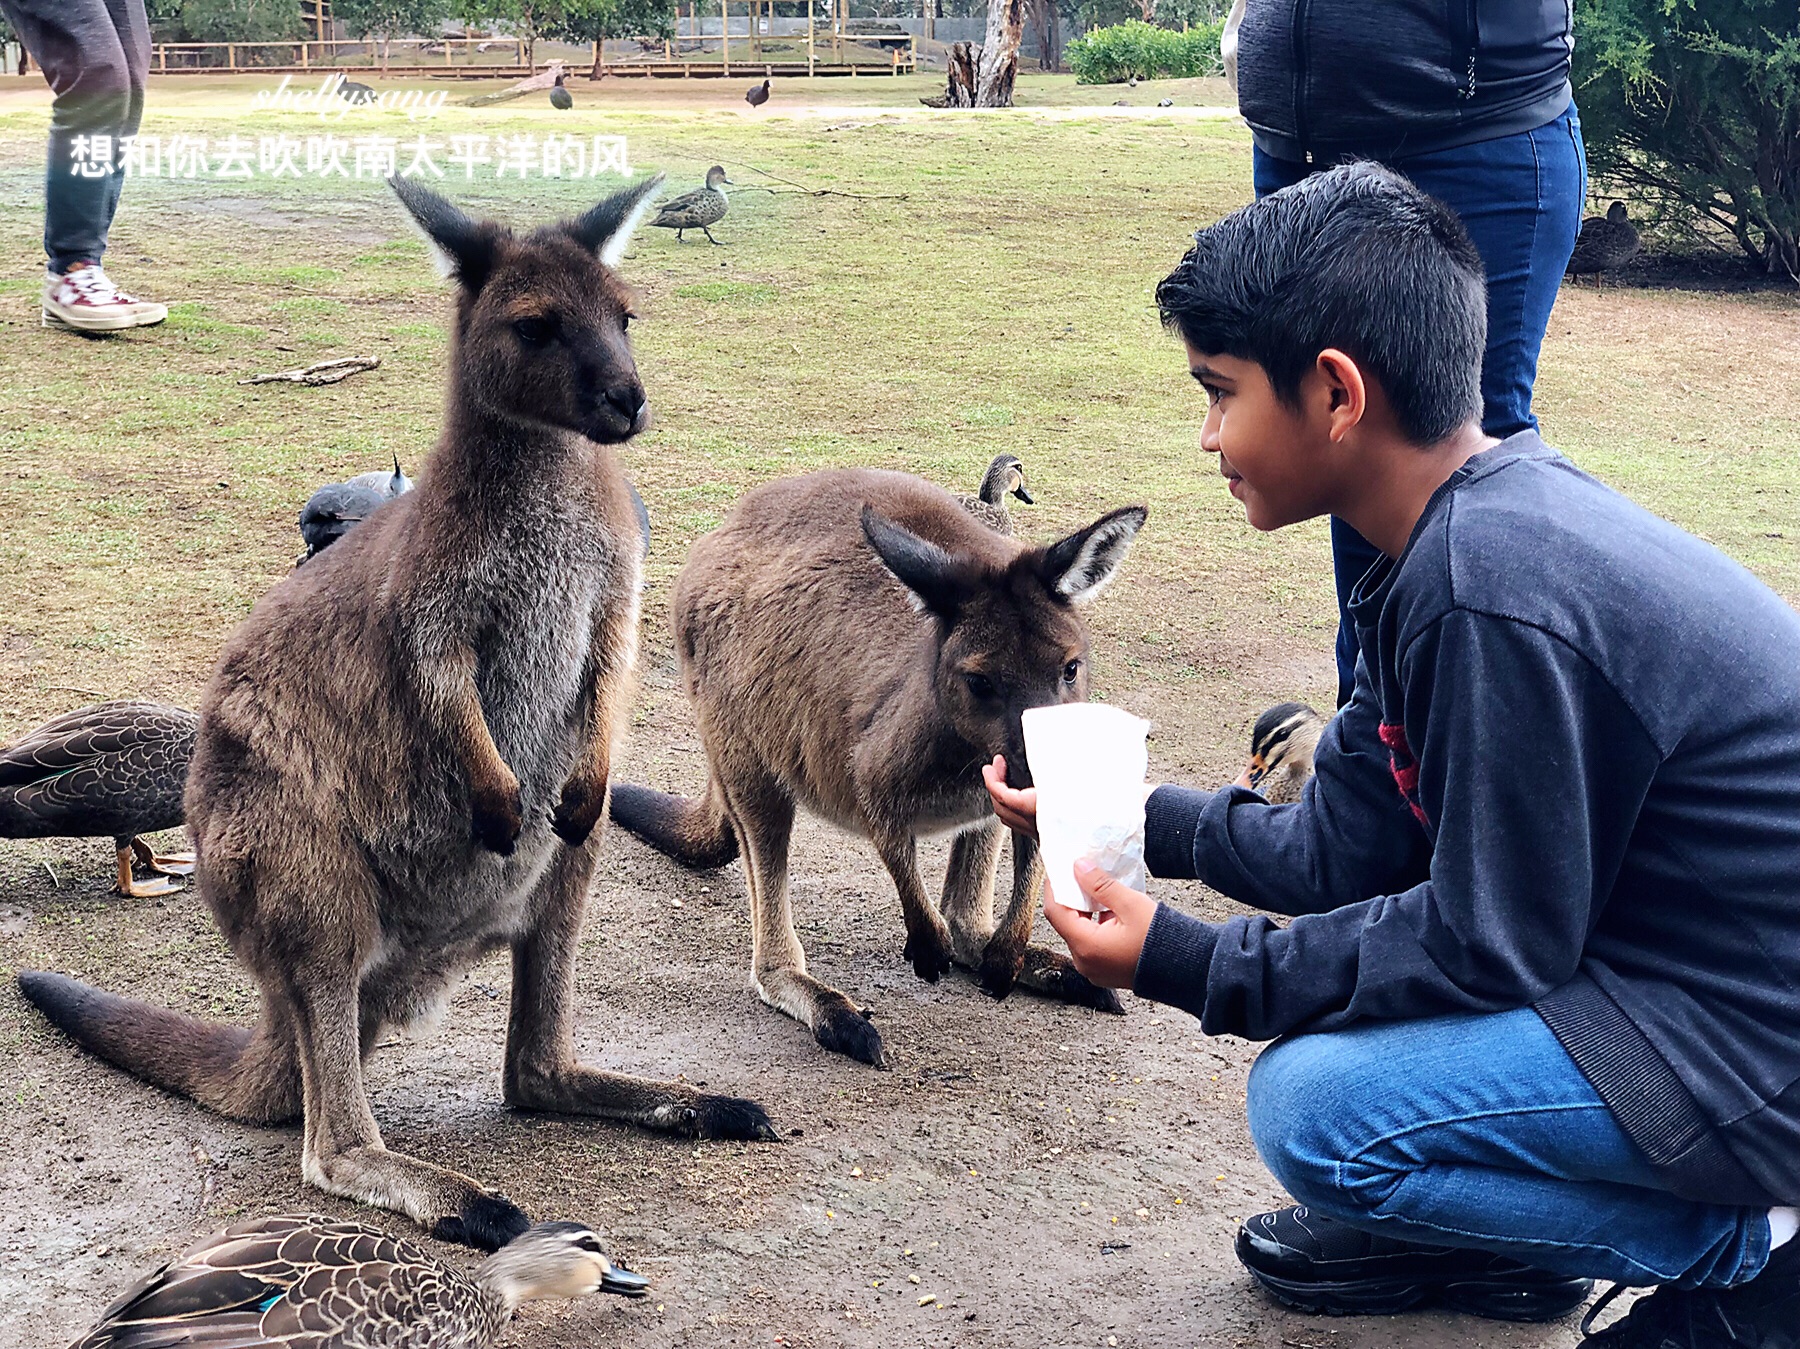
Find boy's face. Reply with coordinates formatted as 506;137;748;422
1186;345;1343;532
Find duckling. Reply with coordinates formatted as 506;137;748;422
297;455;413;564
1566;201;1640;288
550;72;573;110
338;78;377;105
650;165;732;246
0;701;197;897
1242;701;1326;805
955;453;1034;534
746;77;771;108
72;1215;649;1349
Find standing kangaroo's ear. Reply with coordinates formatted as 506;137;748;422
1037;505;1148;604
388;175;505;290
567;174;668;268
862;506;979;620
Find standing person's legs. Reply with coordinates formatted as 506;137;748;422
1244;1008;1773;1288
0;0;142;273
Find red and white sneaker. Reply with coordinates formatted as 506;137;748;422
42;262;168;331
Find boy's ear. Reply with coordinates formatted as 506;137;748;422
1315;347;1368;441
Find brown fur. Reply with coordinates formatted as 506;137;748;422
17;175;776;1252
611;469;1146;1066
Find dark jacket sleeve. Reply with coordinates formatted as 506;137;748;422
1142;659;1430;915
1133;610;1663;1039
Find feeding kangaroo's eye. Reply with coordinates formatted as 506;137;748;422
513;316;554;346
963;673;997;701
1062;660;1081;685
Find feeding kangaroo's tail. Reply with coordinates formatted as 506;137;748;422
608;779;739;869
17;971;300;1124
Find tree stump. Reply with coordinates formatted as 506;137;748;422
945;40;979;107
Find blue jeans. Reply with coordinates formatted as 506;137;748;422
1253;107;1589;705
1246;1008;1773;1288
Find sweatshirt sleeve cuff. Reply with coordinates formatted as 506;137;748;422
1145;784;1209;879
1131;901;1219;1022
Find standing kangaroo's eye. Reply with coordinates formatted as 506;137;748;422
1062;660;1081;685
964;673;997;701
513;317;554;346
621;313;634;331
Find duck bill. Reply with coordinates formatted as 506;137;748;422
1013;485;1035;504
601;1264;651;1298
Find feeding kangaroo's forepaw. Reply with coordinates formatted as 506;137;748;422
551;774;607;846
902;929;954;984
431;1190;532;1251
815;1002;885;1068
472;776;524;855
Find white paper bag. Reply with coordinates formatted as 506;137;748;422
1022;703;1150;914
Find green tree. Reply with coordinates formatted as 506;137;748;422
458;0;565;66
552;0;676;75
335;0;451;66
1575;0;1800;279
178;0;306;43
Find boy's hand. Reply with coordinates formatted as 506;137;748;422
1041;860;1156;990
982;755;1038;841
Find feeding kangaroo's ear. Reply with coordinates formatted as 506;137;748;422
388;175;505;290
1038;506;1148;603
862;506;979;619
567;174;667;268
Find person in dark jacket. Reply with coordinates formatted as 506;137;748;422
985;166;1800;1346
1231;0;1586;707
1;0;168;331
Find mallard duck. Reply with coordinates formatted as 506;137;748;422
72;1214;648;1348
649;166;732;246
549;73;573;110
338;78;377;106
297;456;413;564
1244;701;1326;805
746;78;770;108
0;701;197;897
955;453;1034;534
1567;201;1640;287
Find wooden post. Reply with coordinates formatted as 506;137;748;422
300;40;308;68
807;0;815;75
721;0;730;74
751;0;760;59
226;42;235;70
923;0;934;41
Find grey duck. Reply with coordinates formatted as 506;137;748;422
337;79;377;106
1243;701;1325;805
0;700;197;897
297;456;413;564
650;166;732;245
72;1214;648;1348
550;73;573;110
1567;201;1640;287
955;453;1034;534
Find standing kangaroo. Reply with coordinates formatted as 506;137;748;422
18;175;776;1252
610;469;1146;1067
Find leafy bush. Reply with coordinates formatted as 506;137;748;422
1574;0;1799;279
176;0;306;42
1066;18;1223;84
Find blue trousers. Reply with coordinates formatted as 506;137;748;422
1253;107;1588;705
1246;1008;1773;1288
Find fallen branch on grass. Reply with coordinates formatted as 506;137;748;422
736;163;910;201
239;356;382;387
463;61;568;107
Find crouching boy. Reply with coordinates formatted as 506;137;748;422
985;163;1800;1345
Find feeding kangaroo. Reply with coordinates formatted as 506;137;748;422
18;174;776;1252
610;469;1146;1067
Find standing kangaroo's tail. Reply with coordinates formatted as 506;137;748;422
17;971;300;1125
608;780;739;870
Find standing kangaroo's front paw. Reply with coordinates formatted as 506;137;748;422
551;773;607;846
472;774;524;855
902;928;954;984
976;935;1027;1001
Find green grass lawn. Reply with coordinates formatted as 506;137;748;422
0;76;1793;753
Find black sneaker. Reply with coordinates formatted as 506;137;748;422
1236;1205;1593;1322
1579;1238;1800;1347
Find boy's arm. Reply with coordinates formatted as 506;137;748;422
1143;665;1432;915
1133;609;1663;1039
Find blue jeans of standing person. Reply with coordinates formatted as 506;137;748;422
1253;106;1588;706
1246;1007;1774;1288
0;0;151;274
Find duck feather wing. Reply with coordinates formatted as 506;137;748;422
0;702;196;839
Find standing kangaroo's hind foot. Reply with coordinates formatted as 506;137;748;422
18;171;778;1249
610;468;1145;1066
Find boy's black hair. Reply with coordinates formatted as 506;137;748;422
1157;162;1486;445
